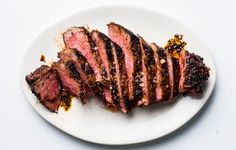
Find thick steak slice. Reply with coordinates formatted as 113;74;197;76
179;50;210;93
58;49;117;109
52;60;87;104
166;51;174;100
164;35;184;96
151;43;163;102
63;27;107;84
108;22;143;102
58;49;94;96
171;57;180;96
139;37;156;105
156;45;171;101
91;30;120;110
112;42;132;112
26;65;61;112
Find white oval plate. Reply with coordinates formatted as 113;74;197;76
20;5;216;145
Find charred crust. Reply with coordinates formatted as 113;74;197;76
184;51;210;90
130;32;143;101
156;46;171;101
73;49;95;81
142;40;157;103
172;57;180;95
113;43;130;109
96;31;120;108
65;60;81;81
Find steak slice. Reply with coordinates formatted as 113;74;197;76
58;49;94;96
151;43;163;102
58;49;117;109
63;27;107;84
139;37;156;105
112;42;132;112
166;51;174;100
179;50;210;93
91;30;120;110
155;45;171;102
108;22;143;102
52;60;87;104
164;35;185;96
26;65;61;112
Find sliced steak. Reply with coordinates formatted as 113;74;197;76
166;51;174;100
155;45;171;102
139;37;156;105
179;50;210;93
112;42;132;112
63;27;107;84
151;43;163;102
91;30;120;110
26;65;61;112
165;34;185;96
58;49;95;95
52;60;87;104
108;22;143;102
59;49;117;109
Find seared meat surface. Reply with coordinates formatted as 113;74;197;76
108;22;143;103
25;23;210;113
26;65;61;112
179;50;210;93
52;60;87;104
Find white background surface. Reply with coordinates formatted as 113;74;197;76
0;0;235;149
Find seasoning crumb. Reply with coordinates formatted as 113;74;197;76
160;59;166;64
40;55;46;62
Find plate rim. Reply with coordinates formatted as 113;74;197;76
20;4;216;145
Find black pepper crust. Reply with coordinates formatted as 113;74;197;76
94;31;120;107
107;23;143;104
65;60;86;104
25;65;62;112
183;51;210;93
156;46;171;101
172;57;180;95
139;37;157;104
81;27;108;80
25;65;51;86
124;28;143;102
70;49;113;108
113;43;133;110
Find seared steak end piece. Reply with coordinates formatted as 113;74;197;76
26;65;61;112
179;50;210;93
